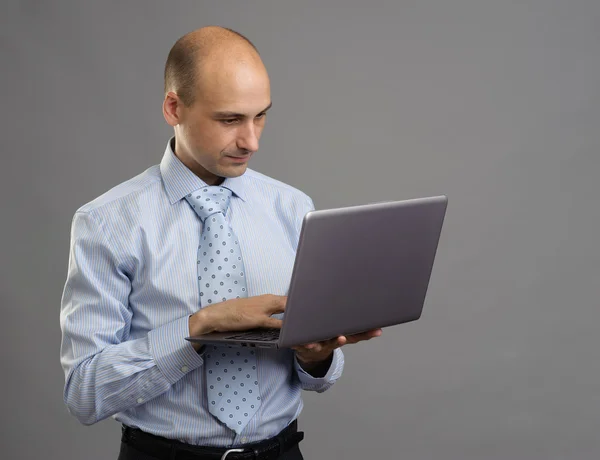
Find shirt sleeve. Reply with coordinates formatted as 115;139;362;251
60;211;205;425
293;348;345;392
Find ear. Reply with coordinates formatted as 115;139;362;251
163;91;183;127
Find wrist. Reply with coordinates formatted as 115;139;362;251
188;310;216;353
297;352;333;377
189;309;216;336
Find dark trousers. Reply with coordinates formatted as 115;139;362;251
117;421;304;460
117;442;304;460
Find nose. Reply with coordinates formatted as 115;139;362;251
236;122;260;153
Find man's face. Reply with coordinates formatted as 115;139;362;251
170;61;272;185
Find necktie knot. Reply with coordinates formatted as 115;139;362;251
186;186;232;222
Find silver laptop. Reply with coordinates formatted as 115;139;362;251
185;195;448;349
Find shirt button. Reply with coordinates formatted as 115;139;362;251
181;365;189;372
137;397;144;404
241;437;248;443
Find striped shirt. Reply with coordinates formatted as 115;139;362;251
59;138;344;447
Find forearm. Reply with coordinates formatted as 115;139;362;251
64;337;167;425
62;315;204;424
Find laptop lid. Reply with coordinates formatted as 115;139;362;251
277;195;447;348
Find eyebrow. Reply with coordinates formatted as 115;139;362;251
213;102;272;118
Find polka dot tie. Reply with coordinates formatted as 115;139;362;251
185;186;261;434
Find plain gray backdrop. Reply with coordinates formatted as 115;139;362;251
2;1;599;459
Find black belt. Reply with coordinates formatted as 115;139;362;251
121;420;304;460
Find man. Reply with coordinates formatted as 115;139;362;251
60;26;381;460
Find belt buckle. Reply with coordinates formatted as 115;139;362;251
221;448;245;460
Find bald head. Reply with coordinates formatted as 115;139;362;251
164;26;266;107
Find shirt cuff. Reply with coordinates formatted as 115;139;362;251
294;348;344;389
148;315;206;385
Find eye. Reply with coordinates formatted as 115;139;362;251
221;119;239;125
255;112;266;120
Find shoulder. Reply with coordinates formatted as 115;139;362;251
77;164;161;213
243;168;313;207
75;164;162;223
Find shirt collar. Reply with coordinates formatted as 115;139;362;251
160;137;248;204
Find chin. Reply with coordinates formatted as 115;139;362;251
219;165;248;178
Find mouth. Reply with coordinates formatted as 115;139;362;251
225;154;252;163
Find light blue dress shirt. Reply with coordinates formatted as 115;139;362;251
60;138;344;447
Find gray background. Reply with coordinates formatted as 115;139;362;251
2;0;599;459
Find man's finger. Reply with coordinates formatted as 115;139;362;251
345;333;371;344
297;334;359;352
263;317;284;329
266;295;287;315
313;337;341;350
324;336;346;349
344;329;382;344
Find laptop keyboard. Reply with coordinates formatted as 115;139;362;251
225;328;281;341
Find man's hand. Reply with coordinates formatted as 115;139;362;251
292;329;382;375
189;294;286;336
